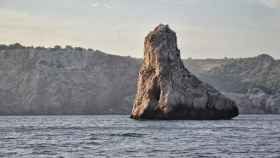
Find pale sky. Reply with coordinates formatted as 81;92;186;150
0;0;280;58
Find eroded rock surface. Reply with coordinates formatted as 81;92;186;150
131;24;239;120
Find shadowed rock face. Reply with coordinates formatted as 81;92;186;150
130;24;239;120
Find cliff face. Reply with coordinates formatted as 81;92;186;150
0;46;140;114
0;44;279;115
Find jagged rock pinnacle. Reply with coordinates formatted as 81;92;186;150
130;24;239;120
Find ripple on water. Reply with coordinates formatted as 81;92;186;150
0;115;279;158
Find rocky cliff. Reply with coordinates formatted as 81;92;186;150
0;44;140;114
0;43;279;115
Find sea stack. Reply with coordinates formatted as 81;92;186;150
130;24;239;120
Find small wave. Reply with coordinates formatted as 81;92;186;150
110;133;145;138
86;141;101;145
90;132;145;138
2;137;16;140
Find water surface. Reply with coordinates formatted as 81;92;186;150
0;115;279;158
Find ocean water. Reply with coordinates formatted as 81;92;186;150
0;115;279;158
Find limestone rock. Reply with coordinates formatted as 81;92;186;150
131;24;239;120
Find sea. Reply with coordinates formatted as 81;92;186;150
0;115;279;158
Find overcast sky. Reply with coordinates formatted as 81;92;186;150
0;0;279;58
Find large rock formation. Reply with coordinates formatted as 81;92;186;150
131;24;239;120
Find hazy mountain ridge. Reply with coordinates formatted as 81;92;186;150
0;43;279;114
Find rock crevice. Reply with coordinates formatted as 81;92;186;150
131;24;239;120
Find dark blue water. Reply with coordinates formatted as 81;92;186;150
0;115;279;158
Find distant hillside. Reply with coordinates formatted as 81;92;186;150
0;43;279;114
184;58;227;74
186;54;280;94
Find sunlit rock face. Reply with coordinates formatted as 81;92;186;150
131;24;239;120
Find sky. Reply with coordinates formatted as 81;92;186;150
0;0;280;59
